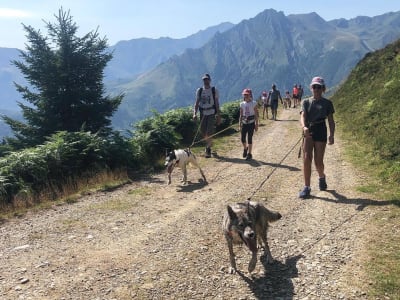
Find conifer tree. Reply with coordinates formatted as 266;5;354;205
3;8;123;148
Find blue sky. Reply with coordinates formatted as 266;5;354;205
1;0;399;49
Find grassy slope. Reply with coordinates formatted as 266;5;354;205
331;39;400;298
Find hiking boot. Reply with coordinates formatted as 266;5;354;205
299;186;311;199
205;147;211;158
245;153;252;160
242;147;248;158
319;177;327;191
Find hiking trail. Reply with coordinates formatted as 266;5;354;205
0;108;382;299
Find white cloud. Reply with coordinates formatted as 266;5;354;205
0;8;32;18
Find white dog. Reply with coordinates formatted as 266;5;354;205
165;149;207;185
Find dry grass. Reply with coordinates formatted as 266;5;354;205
0;168;131;220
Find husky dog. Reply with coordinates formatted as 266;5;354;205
222;201;282;273
165;148;207;185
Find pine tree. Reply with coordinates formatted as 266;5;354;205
3;8;123;149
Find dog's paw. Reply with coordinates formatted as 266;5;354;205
228;267;237;275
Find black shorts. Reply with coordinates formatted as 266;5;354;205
309;122;327;142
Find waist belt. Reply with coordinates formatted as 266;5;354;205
200;108;215;115
308;119;325;127
242;115;255;124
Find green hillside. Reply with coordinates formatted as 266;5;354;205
332;39;400;298
332;38;400;184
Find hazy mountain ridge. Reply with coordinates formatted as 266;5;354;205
112;9;400;129
104;22;234;82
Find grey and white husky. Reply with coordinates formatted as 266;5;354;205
222;201;282;273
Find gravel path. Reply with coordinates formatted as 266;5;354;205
0;107;382;299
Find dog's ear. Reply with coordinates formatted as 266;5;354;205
227;205;237;220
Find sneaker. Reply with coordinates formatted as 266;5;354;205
205;147;211;158
242;147;248;158
319;177;327;191
245;153;252;160
299;186;311;198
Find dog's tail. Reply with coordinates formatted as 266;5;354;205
256;204;282;223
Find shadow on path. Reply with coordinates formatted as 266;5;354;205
238;254;303;299
176;180;208;193
213;153;300;171
314;189;400;211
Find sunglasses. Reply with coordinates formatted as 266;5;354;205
312;85;322;90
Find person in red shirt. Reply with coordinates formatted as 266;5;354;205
292;84;299;108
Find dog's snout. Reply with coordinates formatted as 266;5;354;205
244;227;255;239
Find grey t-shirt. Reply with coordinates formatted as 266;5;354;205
301;97;335;124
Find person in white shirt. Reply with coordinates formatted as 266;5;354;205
239;88;259;160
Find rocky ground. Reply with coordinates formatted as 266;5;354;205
0;107;386;299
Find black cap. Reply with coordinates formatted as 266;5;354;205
202;73;211;80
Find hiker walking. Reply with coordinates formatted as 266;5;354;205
193;73;221;158
292;84;299;108
284;90;291;109
299;76;335;198
239;88;259;160
261;91;270;119
266;84;283;121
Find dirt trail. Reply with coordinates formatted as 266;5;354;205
0;107;383;299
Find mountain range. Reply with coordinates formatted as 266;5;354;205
1;8;400;136
109;9;400;129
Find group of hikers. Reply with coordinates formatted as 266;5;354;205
261;83;304;119
192;73;335;199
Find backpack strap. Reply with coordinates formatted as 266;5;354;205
198;87;215;102
198;86;217;113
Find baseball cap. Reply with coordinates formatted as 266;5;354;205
310;76;325;86
242;88;251;95
202;73;211;80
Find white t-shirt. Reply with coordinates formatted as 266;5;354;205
197;87;219;116
240;101;257;123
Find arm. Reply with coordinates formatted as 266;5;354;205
300;111;310;137
239;106;243;130
193;89;200;120
254;105;259;131
327;114;335;145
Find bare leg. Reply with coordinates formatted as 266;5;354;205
302;136;314;187
313;142;327;178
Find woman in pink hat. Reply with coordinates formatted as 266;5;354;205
239;88;259;160
299;76;335;198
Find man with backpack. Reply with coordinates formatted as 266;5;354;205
193;73;221;158
266;84;283;121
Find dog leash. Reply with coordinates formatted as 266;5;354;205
189;114;205;147
190;116;238;147
246;135;303;201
